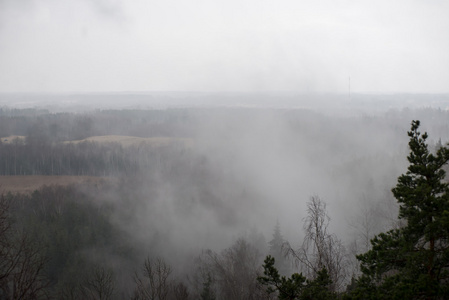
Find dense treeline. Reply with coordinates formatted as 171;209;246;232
2;106;449;179
1;183;268;299
8;184;135;298
0;107;194;141
0;109;196;175
2;106;449;143
0;140;137;175
2;184;139;299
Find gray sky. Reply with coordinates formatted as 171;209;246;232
0;0;448;93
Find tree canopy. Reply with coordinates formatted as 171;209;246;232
352;120;449;299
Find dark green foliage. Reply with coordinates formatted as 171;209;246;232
352;120;449;299
258;255;306;300
200;274;216;300
258;255;336;300
301;268;335;300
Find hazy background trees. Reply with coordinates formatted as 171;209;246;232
1;106;449;298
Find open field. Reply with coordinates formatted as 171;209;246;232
66;135;194;148
0;134;194;148
0;175;116;194
1;136;26;144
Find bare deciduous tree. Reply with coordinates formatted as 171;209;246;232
80;266;115;300
193;238;266;300
172;282;189;300
285;196;349;292
133;257;172;300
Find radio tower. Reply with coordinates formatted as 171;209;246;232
348;76;351;100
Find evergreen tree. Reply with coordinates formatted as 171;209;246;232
352;120;449;299
200;274;216;300
269;221;289;275
301;268;335;300
258;255;336;300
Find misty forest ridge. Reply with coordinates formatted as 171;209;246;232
1;0;449;298
1;102;449;299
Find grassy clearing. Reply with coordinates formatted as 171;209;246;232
1;136;26;144
65;135;194;148
0;175;116;194
1;135;194;148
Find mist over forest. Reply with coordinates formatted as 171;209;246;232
1;93;449;298
2;0;449;297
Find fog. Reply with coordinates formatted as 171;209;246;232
1;1;449;93
1;93;449;297
1;0;449;298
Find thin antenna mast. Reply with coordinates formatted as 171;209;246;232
348;76;351;100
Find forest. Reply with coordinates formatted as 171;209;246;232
1;105;449;299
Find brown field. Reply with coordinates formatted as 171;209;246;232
1;136;26;144
0;135;192;195
1;135;194;148
65;135;194;148
0;175;116;194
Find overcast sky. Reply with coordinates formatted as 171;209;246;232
0;0;448;94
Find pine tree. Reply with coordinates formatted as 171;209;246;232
200;274;216;300
258;255;306;300
269;221;289;275
352;120;449;299
258;256;336;300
